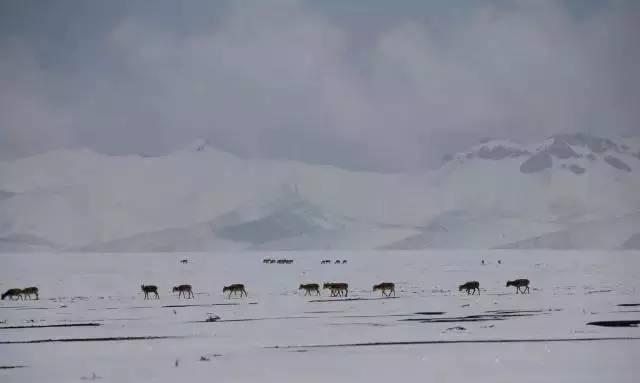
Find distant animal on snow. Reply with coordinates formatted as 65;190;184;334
321;260;331;264
323;282;348;297
263;258;272;264
21;286;39;300
180;259;189;264
1;288;23;300
506;279;530;294
277;259;292;264
342;260;348;264
481;260;485;265
173;284;194;299
334;260;341;264
141;284;159;299
373;282;395;297
459;281;480;295
497;260;501;265
299;283;321;296
223;284;247;298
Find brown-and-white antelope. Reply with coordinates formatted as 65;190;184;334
141;284;159;299
21;287;39;300
323;282;348;297
223;284;247;298
173;284;194;299
459;281;480;295
506;279;530;294
1;288;23;300
299;283;320;296
373;282;395;297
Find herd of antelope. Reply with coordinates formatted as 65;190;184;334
1;287;39;300
1;279;530;302
2;256;532;302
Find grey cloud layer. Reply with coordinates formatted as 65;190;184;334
1;0;638;170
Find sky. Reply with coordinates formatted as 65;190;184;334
0;0;639;171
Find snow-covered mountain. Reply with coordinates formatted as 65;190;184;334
1;133;638;252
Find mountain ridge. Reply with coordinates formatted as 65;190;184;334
1;133;638;251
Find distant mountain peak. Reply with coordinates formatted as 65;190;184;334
183;138;212;152
445;132;637;175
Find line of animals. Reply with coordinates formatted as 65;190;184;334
321;259;348;264
262;258;294;264
1;275;530;301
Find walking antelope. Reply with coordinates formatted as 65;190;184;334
506;279;530;294
299;283;321;296
21;287;39;300
459;281;480;295
1;288;23;300
173;284;194;299
323;282;348;297
223;284;247;298
373;282;395;297
141;284;159;299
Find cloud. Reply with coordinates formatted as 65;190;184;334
0;0;638;170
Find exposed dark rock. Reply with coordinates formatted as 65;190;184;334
520;152;552;173
568;164;586;175
477;145;530;160
552;133;618;153
544;140;579;159
604;155;632;172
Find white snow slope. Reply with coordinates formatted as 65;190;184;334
0;133;639;251
1;250;639;382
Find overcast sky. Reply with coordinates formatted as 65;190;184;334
1;0;638;171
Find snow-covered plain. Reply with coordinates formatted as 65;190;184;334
1;250;639;382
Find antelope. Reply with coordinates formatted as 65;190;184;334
263;258;272;264
342;260;347;264
1;288;23;300
299;283;321;296
173;284;194;299
21;286;39;300
321;260;331;264
223;284;247;298
373;282;395;297
506;279;530;294
323;282;348;297
180;259;189;264
141;284;159;299
334;260;341;264
459;281;480;295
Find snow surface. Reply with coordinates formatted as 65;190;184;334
1;250;639;382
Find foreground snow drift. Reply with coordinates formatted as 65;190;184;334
1;250;639;382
